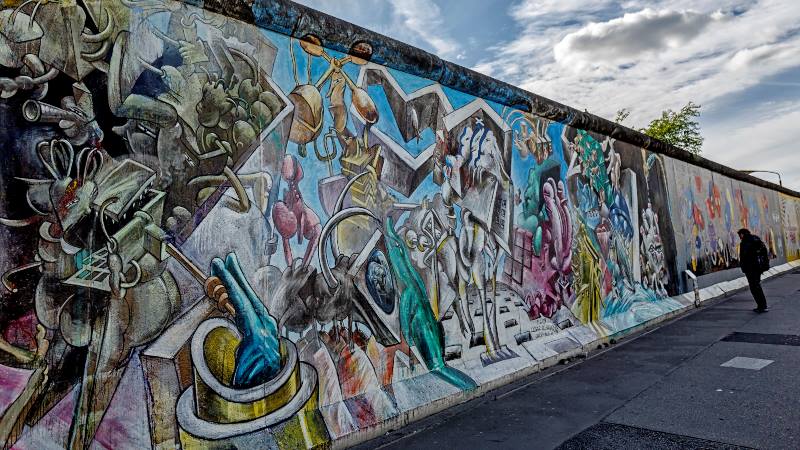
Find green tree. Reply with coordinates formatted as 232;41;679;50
640;102;704;154
613;103;704;154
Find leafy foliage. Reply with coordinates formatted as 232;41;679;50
640;102;704;154
613;103;704;154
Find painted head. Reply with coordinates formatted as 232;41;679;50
521;159;560;221
36;141;105;247
365;249;396;315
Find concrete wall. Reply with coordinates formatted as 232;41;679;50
664;158;789;290
780;194;800;262
0;1;798;449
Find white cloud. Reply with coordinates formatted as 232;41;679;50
387;0;461;58
293;0;461;59
511;0;619;22
553;9;721;68
726;43;799;71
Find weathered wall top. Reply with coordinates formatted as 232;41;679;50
3;1;800;449
186;0;800;198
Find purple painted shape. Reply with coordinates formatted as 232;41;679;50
13;354;151;450
91;355;152;449
0;364;32;411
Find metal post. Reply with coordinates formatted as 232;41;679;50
684;270;699;307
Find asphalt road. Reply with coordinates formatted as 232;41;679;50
355;269;800;450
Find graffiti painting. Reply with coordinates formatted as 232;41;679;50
671;160;784;277
0;1;796;449
780;194;800;262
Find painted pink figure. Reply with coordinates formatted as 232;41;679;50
521;178;573;320
272;155;321;267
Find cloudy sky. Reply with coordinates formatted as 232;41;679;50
293;0;800;190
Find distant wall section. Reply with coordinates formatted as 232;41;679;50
0;1;798;449
665;158;787;289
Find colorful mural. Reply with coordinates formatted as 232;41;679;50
780;194;800;262
0;1;797;449
670;160;785;277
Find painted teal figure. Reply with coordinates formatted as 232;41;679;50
517;158;562;256
211;253;282;388
385;218;477;391
576;130;613;206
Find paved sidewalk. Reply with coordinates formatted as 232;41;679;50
355;270;800;449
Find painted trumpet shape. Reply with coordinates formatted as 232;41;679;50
210;253;281;388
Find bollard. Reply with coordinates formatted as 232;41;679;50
684;270;699;307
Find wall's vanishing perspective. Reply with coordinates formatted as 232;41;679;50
0;1;798;449
665;158;787;289
781;194;800;262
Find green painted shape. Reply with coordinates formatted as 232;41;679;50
385;218;477;391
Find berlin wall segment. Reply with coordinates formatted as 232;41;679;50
0;1;798;449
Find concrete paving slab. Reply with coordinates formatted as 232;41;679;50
520;340;559;363
716;281;738;293
541;332;582;355
720;356;774;370
699;285;725;302
678;293;697;306
565;326;600;349
730;278;748;289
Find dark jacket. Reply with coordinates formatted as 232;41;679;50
739;234;766;274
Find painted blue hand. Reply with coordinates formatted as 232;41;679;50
210;253;281;388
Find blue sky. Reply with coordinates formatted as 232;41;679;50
294;0;800;190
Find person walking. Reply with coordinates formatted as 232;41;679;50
738;228;770;312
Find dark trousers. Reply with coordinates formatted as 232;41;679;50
745;272;767;310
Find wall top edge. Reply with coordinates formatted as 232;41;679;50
185;0;800;198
